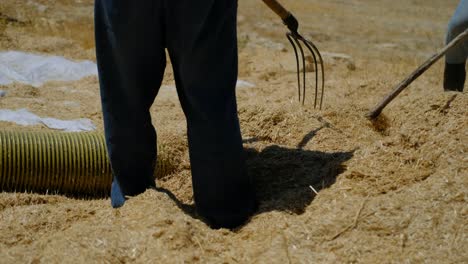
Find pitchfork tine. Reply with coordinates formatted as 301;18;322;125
286;33;301;102
299;37;319;108
292;36;307;105
303;37;325;109
300;36;323;109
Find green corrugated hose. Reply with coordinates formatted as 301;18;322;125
0;131;172;197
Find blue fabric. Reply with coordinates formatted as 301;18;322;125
110;178;125;208
446;0;468;64
95;0;256;227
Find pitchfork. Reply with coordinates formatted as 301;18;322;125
262;0;325;109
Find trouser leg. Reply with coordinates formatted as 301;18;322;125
95;0;166;206
444;0;468;91
165;0;256;228
446;0;468;64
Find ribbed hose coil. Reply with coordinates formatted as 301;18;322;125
0;131;171;197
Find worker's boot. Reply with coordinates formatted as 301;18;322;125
444;63;466;92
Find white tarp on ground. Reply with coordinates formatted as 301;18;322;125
0;51;255;88
0;51;98;87
158;80;256;91
0;109;96;132
236;80;255;88
0;51;253;131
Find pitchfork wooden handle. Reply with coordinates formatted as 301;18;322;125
262;0;291;20
262;0;299;33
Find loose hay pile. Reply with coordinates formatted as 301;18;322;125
0;0;467;263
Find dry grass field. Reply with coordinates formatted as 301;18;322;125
0;0;467;263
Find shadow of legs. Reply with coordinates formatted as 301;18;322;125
246;145;354;214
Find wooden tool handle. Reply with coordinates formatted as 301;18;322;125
366;28;468;119
262;0;299;33
262;0;291;20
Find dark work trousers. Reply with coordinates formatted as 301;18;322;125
94;0;256;228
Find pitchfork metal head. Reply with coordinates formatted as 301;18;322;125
283;14;325;109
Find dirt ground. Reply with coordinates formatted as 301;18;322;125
0;0;467;263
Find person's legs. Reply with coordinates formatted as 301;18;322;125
444;0;468;91
165;0;256;228
95;0;166;207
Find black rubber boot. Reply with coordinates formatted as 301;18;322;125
444;63;466;92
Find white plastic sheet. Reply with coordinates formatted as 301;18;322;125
161;80;255;90
236;80;255;88
0;51;252;132
0;51;98;87
0;51;255;90
0;109;96;132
